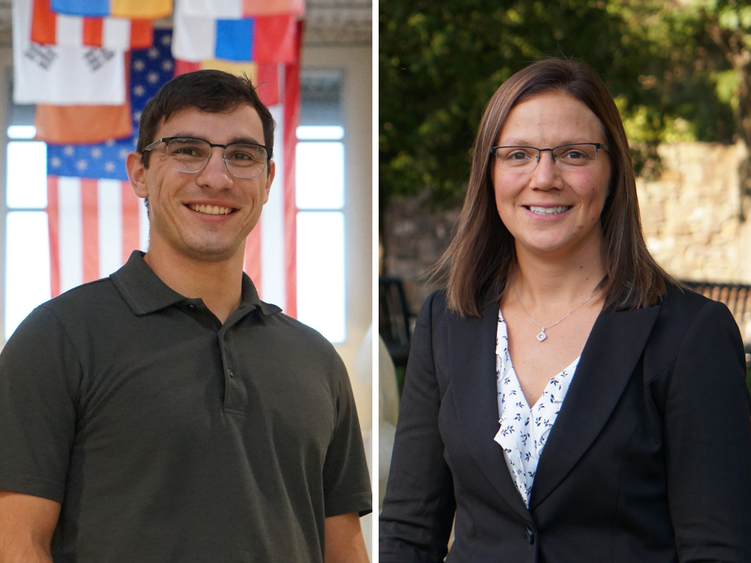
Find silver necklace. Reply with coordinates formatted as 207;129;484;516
513;284;599;342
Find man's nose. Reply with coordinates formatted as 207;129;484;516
197;147;233;185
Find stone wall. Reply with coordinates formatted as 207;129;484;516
382;141;751;323
638;142;751;283
381;195;461;313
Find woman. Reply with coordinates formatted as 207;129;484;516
379;58;751;562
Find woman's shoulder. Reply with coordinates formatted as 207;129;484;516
659;282;733;321
647;281;742;353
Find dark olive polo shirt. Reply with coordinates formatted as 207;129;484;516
0;251;371;563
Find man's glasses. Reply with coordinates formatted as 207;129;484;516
490;143;609;172
143;137;269;179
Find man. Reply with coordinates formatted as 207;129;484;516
0;70;371;563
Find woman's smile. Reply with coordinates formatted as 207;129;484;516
524;205;572;216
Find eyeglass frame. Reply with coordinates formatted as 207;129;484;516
141;136;271;179
489;142;609;171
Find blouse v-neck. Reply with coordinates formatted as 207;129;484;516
494;308;580;507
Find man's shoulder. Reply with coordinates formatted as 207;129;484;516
259;310;340;353
39;277;122;319
10;277;133;352
244;309;348;378
267;309;328;336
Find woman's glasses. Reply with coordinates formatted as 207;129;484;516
490;143;609;172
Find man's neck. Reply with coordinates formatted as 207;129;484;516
143;246;244;324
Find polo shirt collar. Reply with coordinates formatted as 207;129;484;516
111;251;281;317
239;269;281;316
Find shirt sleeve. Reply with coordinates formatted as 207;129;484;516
321;351;372;518
379;292;456;563
666;299;751;562
0;305;81;503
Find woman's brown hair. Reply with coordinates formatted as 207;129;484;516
434;58;675;317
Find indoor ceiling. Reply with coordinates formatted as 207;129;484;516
0;0;372;48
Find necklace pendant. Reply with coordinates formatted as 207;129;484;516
536;330;547;342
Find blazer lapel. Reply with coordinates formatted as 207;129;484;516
529;301;661;509
448;301;531;520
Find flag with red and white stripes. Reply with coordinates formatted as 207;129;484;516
46;27;300;316
47;178;147;295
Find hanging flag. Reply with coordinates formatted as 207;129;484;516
47;29;173;295
178;0;304;18
50;0;172;19
12;0;127;105
280;25;302;317
172;11;297;63
35;50;133;144
35;102;133;144
32;0;153;50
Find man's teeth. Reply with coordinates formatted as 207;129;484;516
528;206;569;215
189;204;233;215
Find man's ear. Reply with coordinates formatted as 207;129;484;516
263;160;275;204
126;151;149;199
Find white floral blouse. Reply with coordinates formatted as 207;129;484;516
493;309;580;507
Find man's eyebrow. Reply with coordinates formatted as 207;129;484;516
229;136;265;146
169;134;265;146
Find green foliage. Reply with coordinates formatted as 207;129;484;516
380;0;736;206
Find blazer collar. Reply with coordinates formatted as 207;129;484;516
529;300;661;508
446;294;661;518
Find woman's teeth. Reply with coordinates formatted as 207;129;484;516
528;206;569;215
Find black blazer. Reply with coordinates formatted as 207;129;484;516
380;286;751;563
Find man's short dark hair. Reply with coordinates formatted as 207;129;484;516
137;70;275;167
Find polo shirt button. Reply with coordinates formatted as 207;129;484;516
188;304;196;311
525;527;535;545
227;369;234;378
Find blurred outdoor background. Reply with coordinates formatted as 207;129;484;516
379;0;751;398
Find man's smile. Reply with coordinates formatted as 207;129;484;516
186;203;236;216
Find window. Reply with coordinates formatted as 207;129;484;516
4;102;50;339
295;71;346;343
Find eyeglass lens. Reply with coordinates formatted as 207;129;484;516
494;144;601;171
165;138;267;179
